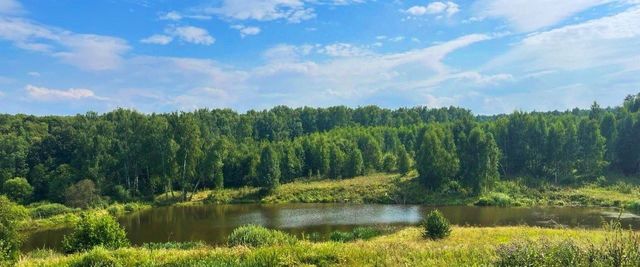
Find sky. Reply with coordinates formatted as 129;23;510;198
0;0;639;115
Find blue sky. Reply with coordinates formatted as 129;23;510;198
0;0;639;115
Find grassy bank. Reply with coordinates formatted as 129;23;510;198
16;226;611;266
17;202;151;233
156;172;640;209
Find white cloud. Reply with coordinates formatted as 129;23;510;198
159;11;182;21
27;71;40;77
406;1;460;17
0;0;22;15
25;84;107;101
0;17;130;71
169;26;215;45
202;0;315;23
140;34;173;45
54;34;129;71
486;6;640;73
318;43;371;57
231;25;261;37
475;0;614;32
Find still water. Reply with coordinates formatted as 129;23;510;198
22;204;640;251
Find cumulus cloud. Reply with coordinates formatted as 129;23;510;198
474;0;614;32
406;1;460;17
25;84;107;101
168;26;215;45
0;17;130;71
231;25;261;37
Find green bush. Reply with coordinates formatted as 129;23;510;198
29;203;75;219
2;177;33;203
142;241;206;250
422;210;451;240
0;196;28;264
627;200;640;212
70;247;121;267
330;227;382;242
475;192;514;207
62;213;130;253
227;225;296;247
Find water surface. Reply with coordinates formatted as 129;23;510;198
23;204;640;251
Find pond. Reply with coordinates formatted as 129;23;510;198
22;204;640;251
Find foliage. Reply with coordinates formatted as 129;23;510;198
0;196;28;264
2;177;33;203
416;125;460;189
227;225;296;247
64;179;100;209
0;94;638;205
422;210;451;240
69;247;121;267
62;213;129;253
381;153;397;173
29;203;75;219
329;227;382;242
142;241;206;250
474;192;516;207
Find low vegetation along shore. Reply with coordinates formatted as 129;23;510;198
158;172;640;209
16;223;639;266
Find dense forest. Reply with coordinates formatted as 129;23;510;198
1;93;639;206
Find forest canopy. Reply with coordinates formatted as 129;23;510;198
1;93;639;205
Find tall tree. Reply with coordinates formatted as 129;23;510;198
257;145;280;190
416;125;460;189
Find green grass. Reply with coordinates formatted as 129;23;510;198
16;226;614;267
17;202;151;233
155;172;640;209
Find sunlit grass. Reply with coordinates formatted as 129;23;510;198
17;226;612;267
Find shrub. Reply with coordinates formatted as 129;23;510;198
62;213;130;253
329;231;353;242
142;241;206;250
0;196;28;264
422;210;451;240
70;247;121;267
329;227;382;242
2;177;33;203
627;200;640;212
382;153;397;172
227;225;296;247
29;203;75;219
475;192;514;207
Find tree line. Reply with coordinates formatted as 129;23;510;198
1;93;639;205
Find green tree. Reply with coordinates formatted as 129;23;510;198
64;179;100;209
173;114;203;201
397;146;411;175
577;119;607;178
382;153;397;173
417;125;460;189
344;146;364;178
62;213;129;253
2;177;33;203
462;127;500;194
257;145;280;190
